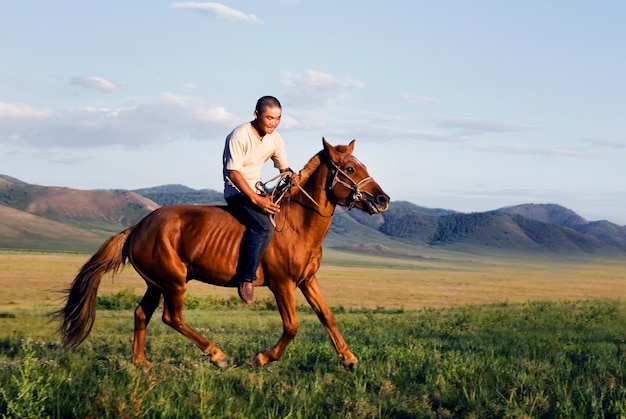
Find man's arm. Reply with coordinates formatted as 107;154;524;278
227;169;280;215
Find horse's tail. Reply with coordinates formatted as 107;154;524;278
56;226;135;349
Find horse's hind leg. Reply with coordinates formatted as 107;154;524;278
161;289;228;368
133;285;162;365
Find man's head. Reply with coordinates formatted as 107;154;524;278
253;96;282;137
255;96;281;114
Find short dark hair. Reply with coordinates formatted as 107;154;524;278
255;96;282;114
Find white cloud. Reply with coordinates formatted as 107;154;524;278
582;138;626;149
433;116;535;133
0;102;49;119
403;94;442;105
70;76;118;93
281;69;363;90
172;2;259;22
466;143;609;159
179;82;197;92
280;69;364;108
0;94;240;148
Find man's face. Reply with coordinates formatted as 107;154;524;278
255;106;282;135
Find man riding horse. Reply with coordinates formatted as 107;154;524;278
222;96;299;306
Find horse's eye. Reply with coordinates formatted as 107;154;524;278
346;167;355;174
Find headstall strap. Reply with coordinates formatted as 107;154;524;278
327;160;373;210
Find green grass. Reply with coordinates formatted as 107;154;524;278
1;300;625;418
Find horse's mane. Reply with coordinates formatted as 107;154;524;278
297;151;324;184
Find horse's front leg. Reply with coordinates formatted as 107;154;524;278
253;283;298;367
299;275;358;370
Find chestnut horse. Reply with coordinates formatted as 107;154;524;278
57;139;390;369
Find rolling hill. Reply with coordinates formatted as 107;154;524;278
0;176;158;250
374;200;626;255
1;174;625;257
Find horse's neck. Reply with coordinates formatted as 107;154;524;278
288;165;336;230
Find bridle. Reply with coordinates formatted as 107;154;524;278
325;159;374;210
259;153;376;224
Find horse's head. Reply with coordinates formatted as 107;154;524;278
322;138;390;214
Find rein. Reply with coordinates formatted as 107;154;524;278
257;154;375;226
256;171;323;211
256;172;293;229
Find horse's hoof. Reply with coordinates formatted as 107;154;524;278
133;358;153;368
344;360;358;371
252;352;270;367
342;354;359;371
212;357;228;369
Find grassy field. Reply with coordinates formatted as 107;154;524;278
1;249;625;417
1;301;625;417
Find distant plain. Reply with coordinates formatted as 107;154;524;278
2;248;624;310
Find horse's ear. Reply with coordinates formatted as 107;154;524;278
322;137;337;159
323;137;355;159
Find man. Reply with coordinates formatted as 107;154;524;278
222;96;299;306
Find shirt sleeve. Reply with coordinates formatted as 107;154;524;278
224;131;246;172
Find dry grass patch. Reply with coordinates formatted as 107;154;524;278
1;250;625;310
314;261;626;309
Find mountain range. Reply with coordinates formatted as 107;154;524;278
1;174;625;257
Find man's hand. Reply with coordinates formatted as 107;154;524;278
288;171;300;185
252;194;280;214
281;168;300;186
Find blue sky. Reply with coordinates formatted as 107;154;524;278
1;1;625;224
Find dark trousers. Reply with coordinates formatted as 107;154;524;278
226;193;275;282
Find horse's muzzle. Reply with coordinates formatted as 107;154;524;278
363;193;390;214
